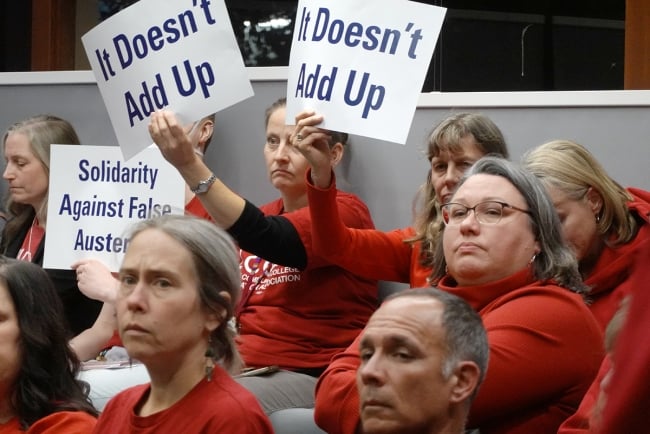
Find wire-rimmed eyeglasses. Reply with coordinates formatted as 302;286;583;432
441;201;531;225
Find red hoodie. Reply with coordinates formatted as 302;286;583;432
558;187;650;433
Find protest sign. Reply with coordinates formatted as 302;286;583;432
43;145;185;272
286;0;446;144
82;0;253;160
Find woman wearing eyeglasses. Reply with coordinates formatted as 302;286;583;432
296;109;603;434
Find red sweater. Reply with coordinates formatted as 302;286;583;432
236;190;377;370
314;269;603;434
94;367;272;433
0;411;96;434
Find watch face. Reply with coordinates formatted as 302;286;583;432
193;174;216;194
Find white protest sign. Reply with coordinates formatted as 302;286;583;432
82;0;253;160
286;0;446;144
43;145;185;272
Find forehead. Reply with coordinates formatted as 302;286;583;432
453;174;524;203
122;228;193;269
0;282;15;313
266;107;287;128
544;184;574;207
4;132;33;154
432;134;483;159
363;297;444;346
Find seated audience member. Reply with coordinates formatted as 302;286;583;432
1;115;102;335
93;215;273;433
70;113;217;361
0;257;97;433
522;140;650;433
69;115;217;409
293;110;508;287
148;98;377;413
357;287;489;434
303;155;603;434
597;247;650;434
522;139;650;329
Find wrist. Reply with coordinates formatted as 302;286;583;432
309;168;332;189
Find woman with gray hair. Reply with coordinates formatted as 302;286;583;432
314;157;604;434
93;215;273;433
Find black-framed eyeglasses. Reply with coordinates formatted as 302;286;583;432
441;201;531;225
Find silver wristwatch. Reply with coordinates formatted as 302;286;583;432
190;174;217;194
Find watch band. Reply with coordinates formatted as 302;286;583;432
190;173;217;194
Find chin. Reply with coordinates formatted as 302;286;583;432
362;419;400;434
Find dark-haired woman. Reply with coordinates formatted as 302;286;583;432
0;257;97;433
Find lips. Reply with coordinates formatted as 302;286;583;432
360;394;391;411
272;169;292;177
123;323;148;334
457;242;481;253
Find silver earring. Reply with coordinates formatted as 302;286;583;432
529;253;538;265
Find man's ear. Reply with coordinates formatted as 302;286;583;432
330;142;344;167
449;361;482;404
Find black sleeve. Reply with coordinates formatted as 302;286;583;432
227;199;308;270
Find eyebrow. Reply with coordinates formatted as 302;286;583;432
452;195;508;203
360;333;417;349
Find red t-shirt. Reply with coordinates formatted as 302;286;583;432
94;368;272;433
236;190;377;370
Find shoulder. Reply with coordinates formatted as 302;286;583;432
489;283;597;331
259;198;284;215
26;411;96;434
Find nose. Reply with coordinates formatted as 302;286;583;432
3;163;14;180
358;354;386;386
459;208;481;232
444;164;462;188
273;140;292;161
123;281;148;312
